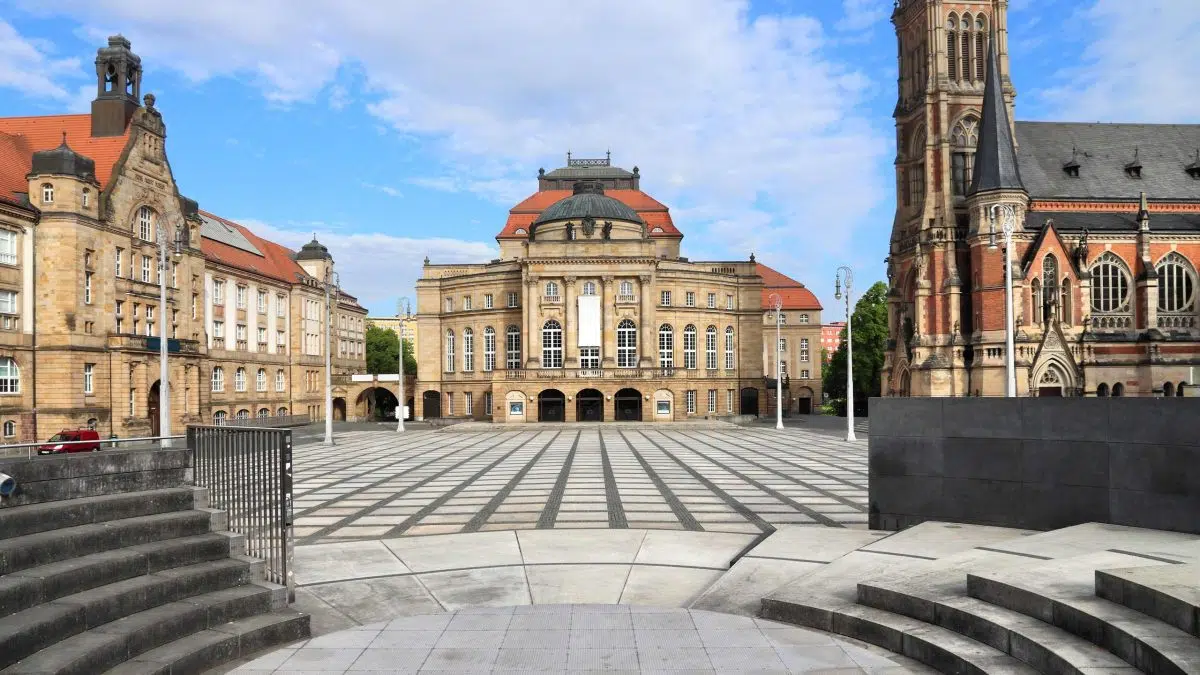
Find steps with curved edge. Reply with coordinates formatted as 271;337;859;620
1096;562;1200;638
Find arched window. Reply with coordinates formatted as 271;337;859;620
542;320;563;368
658;324;674;369
1090;253;1132;314
138;206;154;242
2;420;13;437
619;280;633;296
683;325;697;370
545;281;559;298
1164;382;1175;397
617;319;637;368
960;17;971;83
725;327;735;370
256;368;267;391
275;369;285;392
1156;252;1196;314
1041;255;1059;324
907;128;926;208
81;188;90;207
1178;381;1188;397
1096;383;1109;397
234;367;246;392
211;367;224;392
582;281;596;296
705;326;718;370
0;357;19;393
445;330;455;372
213;410;227;424
1031;279;1041;325
277;406;289;416
41;183;54;204
505;325;521;370
483;327;496;372
258;408;270;418
975;24;987;81
951;115;979;195
1112;382;1125;397
946;13;958;80
1061;278;1071;326
463;327;474;371
236;409;249;421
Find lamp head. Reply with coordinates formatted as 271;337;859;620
834;275;842;300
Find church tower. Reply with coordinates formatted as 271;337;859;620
884;0;1016;397
91;35;142;137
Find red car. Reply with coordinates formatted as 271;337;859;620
38;429;102;455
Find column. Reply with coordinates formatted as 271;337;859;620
601;276;615;366
638;273;656;367
525;277;539;367
564;275;578;367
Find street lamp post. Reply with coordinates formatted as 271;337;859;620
989;205;1017;397
835;266;856;442
157;216;184;445
769;293;784;430
324;270;340;446
397;297;412;432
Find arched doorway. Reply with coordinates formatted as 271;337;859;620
356;387;399;420
333;397;347;421
1036;364;1068;397
422;390;441;418
899;369;912;397
576;388;603;422
795;387;814;415
614;388;642;421
740;387;759;416
538;389;565;422
148;381;161;436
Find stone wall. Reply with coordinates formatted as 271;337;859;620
868;397;1200;534
0;447;191;508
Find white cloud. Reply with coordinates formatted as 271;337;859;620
0;20;84;101
362;182;402;198
1034;0;1200;122
837;0;890;32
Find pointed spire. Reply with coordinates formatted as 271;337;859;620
1138;191;1150;226
968;32;1024;195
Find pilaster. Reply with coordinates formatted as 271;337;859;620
601;276;615;366
638;273;655;367
564;275;578;367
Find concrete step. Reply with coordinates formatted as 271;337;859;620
968;551;1200;674
100;610;309;675
0;558;254;669
0;534;235;619
1096;563;1200;638
0;488;201;541
0;511;215;576
0;584;277;675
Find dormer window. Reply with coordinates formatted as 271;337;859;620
41;184;53;204
1186;150;1200;179
1063;160;1080;178
1125;148;1142;179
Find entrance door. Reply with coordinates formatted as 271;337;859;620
614;388;642;421
740;387;759;416
576;389;603;422
148;381;161;436
538;389;565;422
422;390;441;418
796;397;812;415
1038;387;1063;397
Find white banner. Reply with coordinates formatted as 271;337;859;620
578;296;601;347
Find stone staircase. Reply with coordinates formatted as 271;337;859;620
749;522;1200;674
0;486;309;674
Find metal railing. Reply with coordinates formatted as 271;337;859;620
188;425;294;601
0;434;185;460
212;414;311;429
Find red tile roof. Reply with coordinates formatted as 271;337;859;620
757;262;822;311
497;189;681;239
199;211;311;286
0;114;131;200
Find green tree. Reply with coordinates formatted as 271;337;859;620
823;280;889;404
366;325;416;375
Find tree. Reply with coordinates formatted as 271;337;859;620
823;280;889;405
366;325;416;375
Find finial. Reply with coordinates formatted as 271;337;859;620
1140;191;1148;211
566;150;572;163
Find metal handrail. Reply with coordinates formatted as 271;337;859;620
0;434;187;460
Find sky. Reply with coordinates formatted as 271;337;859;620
2;0;1199;316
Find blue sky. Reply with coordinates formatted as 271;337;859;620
2;0;1198;316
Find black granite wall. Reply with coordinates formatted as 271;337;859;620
868;398;1200;534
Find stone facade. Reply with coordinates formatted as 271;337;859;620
759;265;824;414
0;36;367;442
885;0;1200;398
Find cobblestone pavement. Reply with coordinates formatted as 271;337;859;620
292;426;868;543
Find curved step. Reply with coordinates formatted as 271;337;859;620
858;580;1137;674
0;558;253;669
0;585;276;675
0;488;200;542
0;534;234;618
1096;563;1200;638
968;571;1200;674
101;610;309;675
760;594;1040;673
0;511;214;577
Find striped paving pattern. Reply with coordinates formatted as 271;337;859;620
291;427;868;543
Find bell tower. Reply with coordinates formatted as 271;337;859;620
91;35;143;137
885;0;1015;397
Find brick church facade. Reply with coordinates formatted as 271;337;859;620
884;0;1200;398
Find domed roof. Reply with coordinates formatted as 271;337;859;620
532;182;643;225
31;134;96;181
295;236;332;261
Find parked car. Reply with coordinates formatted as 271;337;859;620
37;429;102;455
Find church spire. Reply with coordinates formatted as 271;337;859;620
968;32;1024;195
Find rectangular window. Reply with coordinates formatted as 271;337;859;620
171;263;177;288
779;338;787;352
465;392;474;417
484;293;494;309
708;389;716;413
277;294;286;317
801;369;810;379
0;231;16;265
130;389;136;416
257;290;267;313
463;296;472;311
115;248;123;276
257;327;267;344
277;330;286;346
236;324;247;340
726;294;734;310
84;272;93;304
661;290;671;306
485;391;493;416
141;256;151;283
800;338;810;362
116;317;123;333
686;390;696;414
213;321;224;338
213;280;225;304
84;364;94;394
685;291;695;307
506;329;521;370
445;297;453;312
236;286;247;309
146;305;154;321
191;294;197;319
580;346;600;369
0;290;17;314
707;293;716;309
727;389;735;413
447;392;455;416
507;292;518;308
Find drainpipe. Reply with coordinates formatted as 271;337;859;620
29;218;37;442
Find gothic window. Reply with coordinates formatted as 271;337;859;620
1156;253;1196;313
658;324;674;369
1042;255;1059;324
725;327;735;370
483;327;496;372
683;325;697;370
542;320;563;368
1031;279;1042;325
445;330;455;372
705;325;718;370
463;327;474;372
951;115;979;196
946;13;957;81
975;31;986;81
505;325;521;370
960;26;971;83
1061;278;1071;326
1090;253;1132;314
617;319;637;368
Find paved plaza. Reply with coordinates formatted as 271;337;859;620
292;425;869;543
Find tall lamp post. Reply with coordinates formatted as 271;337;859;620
769;293;784;430
989;205;1017;397
835;266;856;442
324;269;340;446
396;297;412;432
157;215;184;445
